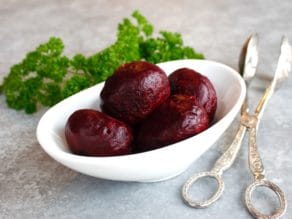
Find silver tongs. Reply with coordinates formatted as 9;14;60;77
182;34;291;219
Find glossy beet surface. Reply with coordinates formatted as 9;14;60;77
100;61;170;125
65;109;133;156
136;95;209;152
169;68;217;121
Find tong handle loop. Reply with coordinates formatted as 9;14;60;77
182;171;224;208
245;179;287;219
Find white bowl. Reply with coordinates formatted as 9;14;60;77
36;59;246;182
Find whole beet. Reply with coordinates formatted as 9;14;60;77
65;109;133;156
136;94;209;152
100;61;170;125
169;68;217;121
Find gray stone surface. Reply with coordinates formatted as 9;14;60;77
0;0;292;218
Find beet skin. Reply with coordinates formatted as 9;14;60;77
65;109;133;156
100;61;170;125
169;68;217;121
136;95;209;152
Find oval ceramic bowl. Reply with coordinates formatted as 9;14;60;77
36;59;246;182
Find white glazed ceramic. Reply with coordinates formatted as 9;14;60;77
36;59;246;182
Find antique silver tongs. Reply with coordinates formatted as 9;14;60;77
243;36;291;219
182;35;291;218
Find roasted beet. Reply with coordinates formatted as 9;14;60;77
65;109;133;156
169;68;217;121
136;95;209;152
100;61;170;125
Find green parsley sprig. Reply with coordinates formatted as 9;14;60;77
0;10;204;114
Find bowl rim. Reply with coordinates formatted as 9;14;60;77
36;59;246;165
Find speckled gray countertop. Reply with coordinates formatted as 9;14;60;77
1;0;292;218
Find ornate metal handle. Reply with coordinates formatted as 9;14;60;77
211;124;247;175
244;119;287;218
248;126;265;181
182;122;247;208
240;112;265;181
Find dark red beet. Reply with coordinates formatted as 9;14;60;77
100;61;170;125
136;95;209;152
65;109;133;156
169;68;217;121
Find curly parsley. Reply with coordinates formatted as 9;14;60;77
0;10;204;114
